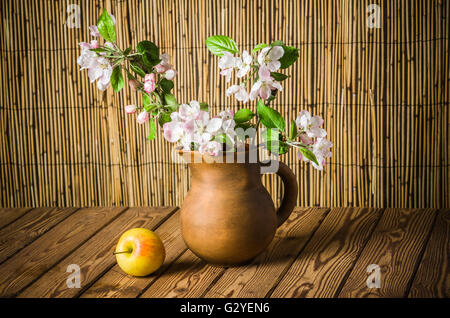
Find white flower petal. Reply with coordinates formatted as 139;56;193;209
226;85;240;96
206;117;223;133
269;46;284;60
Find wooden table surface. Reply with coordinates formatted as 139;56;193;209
0;207;448;298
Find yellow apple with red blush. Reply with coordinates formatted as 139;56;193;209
114;228;165;276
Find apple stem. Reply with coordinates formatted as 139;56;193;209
113;250;131;255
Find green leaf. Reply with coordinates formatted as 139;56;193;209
158;112;172;126
110;66;124;92
159;78;174;93
279;45;299;69
137;41;160;67
214;133;233;146
278;142;289;155
290;120;298;140
261;129;280;155
137;41;159;60
256;99;285;131
142;94;151;107
164;93;178;106
234;108;255;123
147;118;157;141
123;47;132;55
270;72;289;81
205;35;239;56
252;43;268;53
97;9;116;43
262;129;289;155
130;63;146;77
199;102;209;111
235;122;253;130
164;93;178;111
89;47;111;53
299;147;319;166
270;40;284;46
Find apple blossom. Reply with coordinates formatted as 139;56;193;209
89;25;100;37
128;79;140;90
295;110;327;138
218;109;235;120
218;52;237;69
88;57;112;91
154;54;170;73
162;101;235;156
144;73;156;93
236;50;252;78
249;66;282;100
309;138;333;170
178;101;201;120
78;40;99;51
163;121;185;142
164;69;177;80
218;52;238;82
220;68;233;82
257;46;284;72
226;85;250;103
77;40;113;91
125;105;137;114
199;140;222;156
136;110;150;124
294;110;332;170
154;53;177;80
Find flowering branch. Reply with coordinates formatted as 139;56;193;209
77;9;179;140
77;10;332;169
206;36;333;170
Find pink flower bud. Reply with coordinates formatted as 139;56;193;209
144;73;156;93
136;111;150;124
164;69;177;80
128;79;140;91
124;105;137;114
89;25;100;37
154;62;170;74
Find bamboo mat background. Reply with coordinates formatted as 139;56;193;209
0;0;448;208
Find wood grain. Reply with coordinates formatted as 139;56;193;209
338;208;437;298
0;207;78;263
270;207;383;298
408;209;449;298
205;207;330;298
0;207;125;297
140;249;223;298
80;210;187;298
18;207;176;298
0;208;31;229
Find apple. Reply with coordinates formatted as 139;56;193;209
114;228;165;276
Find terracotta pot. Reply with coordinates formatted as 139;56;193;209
179;148;298;266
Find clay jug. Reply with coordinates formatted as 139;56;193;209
179;148;298;266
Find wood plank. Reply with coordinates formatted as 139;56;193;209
338;208;437;298
140;249;223;298
18;207;176;298
0;207;78;263
270;207;383;298
0;207;126;297
80;211;186;298
408;209;449;298
0;208;31;229
204;207;330;298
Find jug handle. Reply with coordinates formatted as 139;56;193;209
261;161;298;227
